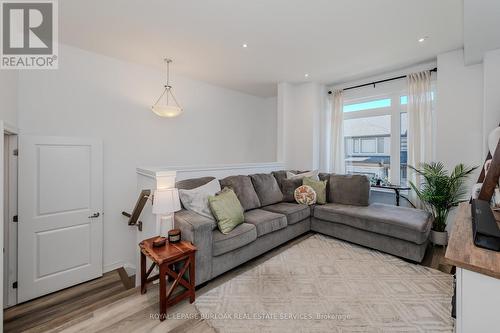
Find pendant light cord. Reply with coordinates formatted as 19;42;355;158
152;58;181;108
165;58;171;88
165;58;171;105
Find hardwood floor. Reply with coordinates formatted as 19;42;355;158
3;270;137;333
3;233;453;333
421;243;454;274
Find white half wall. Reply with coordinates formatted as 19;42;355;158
0;71;18;128
17;44;277;271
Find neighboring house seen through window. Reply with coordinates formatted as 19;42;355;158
341;84;434;185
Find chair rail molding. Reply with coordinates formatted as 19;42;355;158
137;162;285;182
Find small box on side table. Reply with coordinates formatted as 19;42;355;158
139;237;197;321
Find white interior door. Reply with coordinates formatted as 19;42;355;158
18;136;103;302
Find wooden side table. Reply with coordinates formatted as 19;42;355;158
139;237;197;321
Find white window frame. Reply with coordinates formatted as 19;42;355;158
343;91;406;185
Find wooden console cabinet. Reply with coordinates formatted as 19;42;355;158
445;203;500;332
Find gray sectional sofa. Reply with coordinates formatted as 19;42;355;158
174;171;432;286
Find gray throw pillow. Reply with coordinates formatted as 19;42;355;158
329;174;370;206
250;173;283;206
272;170;305;189
319;172;332;202
271;170;288;189
219;175;261;211
281;178;303;202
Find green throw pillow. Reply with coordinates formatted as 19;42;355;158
303;177;327;204
208;188;244;234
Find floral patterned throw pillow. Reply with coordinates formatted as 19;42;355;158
294;185;317;205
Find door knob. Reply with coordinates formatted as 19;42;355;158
88;212;100;219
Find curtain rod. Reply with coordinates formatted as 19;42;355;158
327;67;437;94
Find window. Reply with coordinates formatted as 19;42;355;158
344;115;391;180
400;92;434;105
337;77;435;185
343;98;391;113
400;111;408;185
341;88;417;185
377;137;386;154
353;139;359;153
361;138;376;153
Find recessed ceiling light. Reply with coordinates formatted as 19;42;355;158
242;43;248;48
304;73;309;78
418;36;428;43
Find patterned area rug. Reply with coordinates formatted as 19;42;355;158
195;234;454;332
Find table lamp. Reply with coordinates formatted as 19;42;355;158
152;188;181;237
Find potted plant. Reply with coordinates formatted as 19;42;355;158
409;162;478;246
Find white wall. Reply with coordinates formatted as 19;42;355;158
464;0;500;65
0;71;18;128
17;44;277;271
263;95;278;159
483;48;500;153
0;70;17;320
436;49;484;232
277;82;323;170
436;49;484;194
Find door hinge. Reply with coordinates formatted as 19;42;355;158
13;215;18;222
13;149;18;156
12;281;17;289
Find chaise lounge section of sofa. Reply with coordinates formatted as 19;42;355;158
174;171;432;286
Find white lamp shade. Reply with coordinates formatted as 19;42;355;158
151;105;183;118
488;127;500;156
152;188;181;214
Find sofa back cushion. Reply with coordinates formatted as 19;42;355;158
219;175;261;211
329;174;370;206
250;173;283;206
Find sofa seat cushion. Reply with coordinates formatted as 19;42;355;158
244;209;287;237
314;203;432;244
261;202;310;225
212;223;257;256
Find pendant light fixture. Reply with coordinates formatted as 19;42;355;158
151;58;183;117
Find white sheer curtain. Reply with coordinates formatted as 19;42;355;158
407;70;433;207
330;89;345;174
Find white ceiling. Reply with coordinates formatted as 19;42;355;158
463;0;500;65
59;0;463;97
